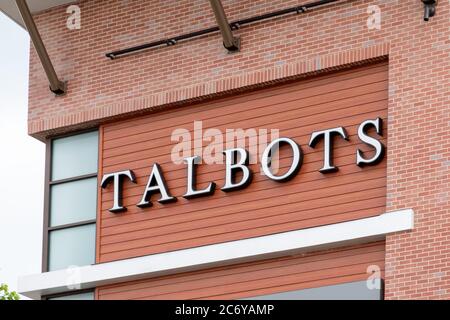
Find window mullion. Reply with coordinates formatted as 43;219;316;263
48;219;97;232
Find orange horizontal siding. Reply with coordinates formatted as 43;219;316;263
98;62;388;263
97;241;385;300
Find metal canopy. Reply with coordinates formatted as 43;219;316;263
0;0;76;28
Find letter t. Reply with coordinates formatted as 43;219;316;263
101;170;136;213
309;127;349;173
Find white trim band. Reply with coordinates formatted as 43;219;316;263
19;209;414;299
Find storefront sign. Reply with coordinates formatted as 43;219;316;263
101;118;385;213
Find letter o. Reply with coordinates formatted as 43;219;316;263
261;138;302;182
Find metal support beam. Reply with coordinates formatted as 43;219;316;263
15;0;66;95
208;0;240;53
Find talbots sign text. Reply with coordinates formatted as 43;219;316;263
101;118;385;213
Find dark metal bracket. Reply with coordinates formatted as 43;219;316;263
422;0;437;21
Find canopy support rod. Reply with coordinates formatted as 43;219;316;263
208;0;240;52
15;0;66;95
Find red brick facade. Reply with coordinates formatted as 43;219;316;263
28;0;450;299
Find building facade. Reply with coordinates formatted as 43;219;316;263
4;0;449;300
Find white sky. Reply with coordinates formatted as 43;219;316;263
0;12;45;297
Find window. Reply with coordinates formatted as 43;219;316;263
46;290;95;301
44;131;99;272
243;280;383;300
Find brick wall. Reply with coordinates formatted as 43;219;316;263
28;0;450;299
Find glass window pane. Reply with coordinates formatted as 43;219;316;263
49;224;96;272
243;281;382;300
49;292;94;300
52;131;99;181
50;178;97;227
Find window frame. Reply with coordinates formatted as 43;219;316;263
43;289;95;301
42;129;99;273
243;280;385;300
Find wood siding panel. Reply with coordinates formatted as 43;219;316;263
97;241;385;300
99;62;388;263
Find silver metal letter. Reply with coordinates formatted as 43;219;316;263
221;148;252;192
183;156;216;199
309;127;349;173
101;170;136;213
357;118;385;167
261;138;302;182
137;164;176;208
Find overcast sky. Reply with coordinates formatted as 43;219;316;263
0;12;45;297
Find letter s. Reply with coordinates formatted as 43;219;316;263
357;118;385;167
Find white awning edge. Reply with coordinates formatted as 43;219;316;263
19;209;414;299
